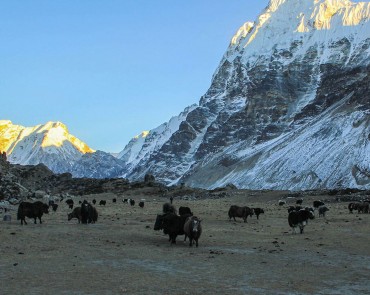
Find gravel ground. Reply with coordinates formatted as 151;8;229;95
1;191;369;295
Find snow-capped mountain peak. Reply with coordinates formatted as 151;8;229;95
38;121;94;154
2;0;369;190
115;0;370;190
229;0;370;60
0;120;94;172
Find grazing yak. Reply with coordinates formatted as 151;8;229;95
179;206;193;216
129;199;135;206
99;200;106;206
17;201;49;225
112;198;117;203
357;202;369;214
66;199;74;209
154;213;192;244
278;200;286;206
296;199;303;205
139;201;144;208
318;206;329;217
81;201;98;224
228;205;253;223
92;199;97;205
348;202;359;213
253;208;264;219
68;207;82;223
288;208;315;234
184;216;202;247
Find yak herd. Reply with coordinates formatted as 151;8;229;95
9;195;370;247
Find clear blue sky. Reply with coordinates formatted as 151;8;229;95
0;0;267;152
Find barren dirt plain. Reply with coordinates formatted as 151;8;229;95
1;190;369;295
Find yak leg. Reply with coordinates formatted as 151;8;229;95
39;216;42;224
189;238;193;247
170;234;177;244
195;238;199;248
34;217;37;224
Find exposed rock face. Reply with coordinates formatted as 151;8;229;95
118;0;370;190
71;150;126;179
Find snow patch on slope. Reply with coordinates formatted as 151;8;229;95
118;104;198;175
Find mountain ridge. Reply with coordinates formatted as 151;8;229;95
1;0;369;189
115;0;370;189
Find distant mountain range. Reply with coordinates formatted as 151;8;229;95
1;0;369;190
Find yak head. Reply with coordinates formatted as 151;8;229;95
190;217;202;233
154;214;164;231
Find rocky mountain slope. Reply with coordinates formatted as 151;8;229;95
1;0;369;190
117;0;370;190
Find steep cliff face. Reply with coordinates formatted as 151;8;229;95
118;0;370;189
71;151;127;179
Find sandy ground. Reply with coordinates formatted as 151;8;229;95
0;191;369;295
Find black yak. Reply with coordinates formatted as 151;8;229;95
17;201;49;225
296;198;303;205
66;199;74;209
228;205;253;223
288;209;315;234
154;213;191;244
81;201;98;224
357;202;369;213
318;206;329;217
253;208;264;219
